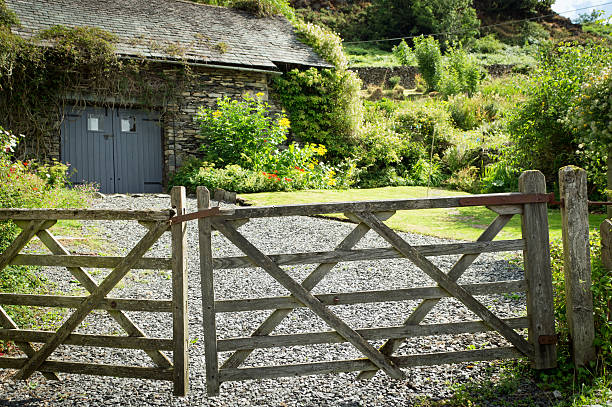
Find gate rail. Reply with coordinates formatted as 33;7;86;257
0;187;189;396
197;170;557;395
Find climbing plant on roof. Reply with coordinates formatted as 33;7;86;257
0;19;191;159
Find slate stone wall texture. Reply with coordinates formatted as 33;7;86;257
45;63;275;187
162;65;274;176
354;64;518;89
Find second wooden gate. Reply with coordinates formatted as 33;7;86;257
194;170;557;395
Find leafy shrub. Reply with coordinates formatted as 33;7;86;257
170;160;356;193
446;165;480;193
190;0;294;18
0;126;92;335
412;36;442;92
469;34;504;53
447;95;499;130
279;21;363;159
272;68;361;158
387;75;401;89
365;0;479;49
438;46;482;97
478;159;519;193
197;94;289;169
508;41;612;193
566;66;612;196
549;231;612;387
395;101;455;157
393;40;415;66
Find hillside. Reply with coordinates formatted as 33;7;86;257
292;0;587;49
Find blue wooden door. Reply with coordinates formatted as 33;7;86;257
60;106;162;194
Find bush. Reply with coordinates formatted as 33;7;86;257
395;101;455;157
197;94;289;169
387;75;401;89
272;68;362;158
548;231;612;389
469;34;504;53
169;160;356;193
412;36;442;92
508;41;612;194
0;126;93;335
447;95;499;130
438;46;482;97
566;66;612;197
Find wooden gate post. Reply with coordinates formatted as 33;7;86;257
559;166;596;367
519;170;557;369
171;186;189;396
197;187;220;396
602;219;612;271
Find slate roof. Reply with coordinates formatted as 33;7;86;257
6;0;331;71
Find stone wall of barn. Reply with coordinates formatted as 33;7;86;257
44;63;277;188
162;65;275;176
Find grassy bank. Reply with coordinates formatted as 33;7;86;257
241;186;607;241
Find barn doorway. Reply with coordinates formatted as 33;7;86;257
60;106;163;194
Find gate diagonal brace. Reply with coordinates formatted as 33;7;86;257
212;219;406;380
220;212;395;371
14;222;173;370
12;221;169;381
357;213;514;380
352;212;534;370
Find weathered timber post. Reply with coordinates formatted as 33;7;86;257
519;170;557;369
607;145;612;218
171;186;189;396
559;166;596;367
602;219;612;271
198;186;220;396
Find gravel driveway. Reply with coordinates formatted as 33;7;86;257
0;194;550;406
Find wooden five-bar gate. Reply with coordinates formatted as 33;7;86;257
0;170;565;396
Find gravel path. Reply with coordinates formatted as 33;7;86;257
1;194;551;406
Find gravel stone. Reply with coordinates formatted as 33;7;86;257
0;194;549;405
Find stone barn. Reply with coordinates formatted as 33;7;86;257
5;0;328;193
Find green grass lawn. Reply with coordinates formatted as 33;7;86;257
240;186;607;241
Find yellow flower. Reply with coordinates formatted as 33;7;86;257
308;163;315;170
279;117;291;128
327;179;336;186
256;92;264;98
212;110;222;118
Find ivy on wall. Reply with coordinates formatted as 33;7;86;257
0;8;189;159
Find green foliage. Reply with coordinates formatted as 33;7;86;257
412;36;442;91
272;68;362;158
392;40;415;66
295;2;370;43
197;94;289;169
547;232;612;394
469;34;504;53
0;0;18;27
188;0;294;18
185;94;355;193
447;94;499;130
566;67;612;195
366;0;480;50
438;46;482;97
294;21;347;69
508;41;612;194
0;126;92;338
170;160;356;193
473;0;553;16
